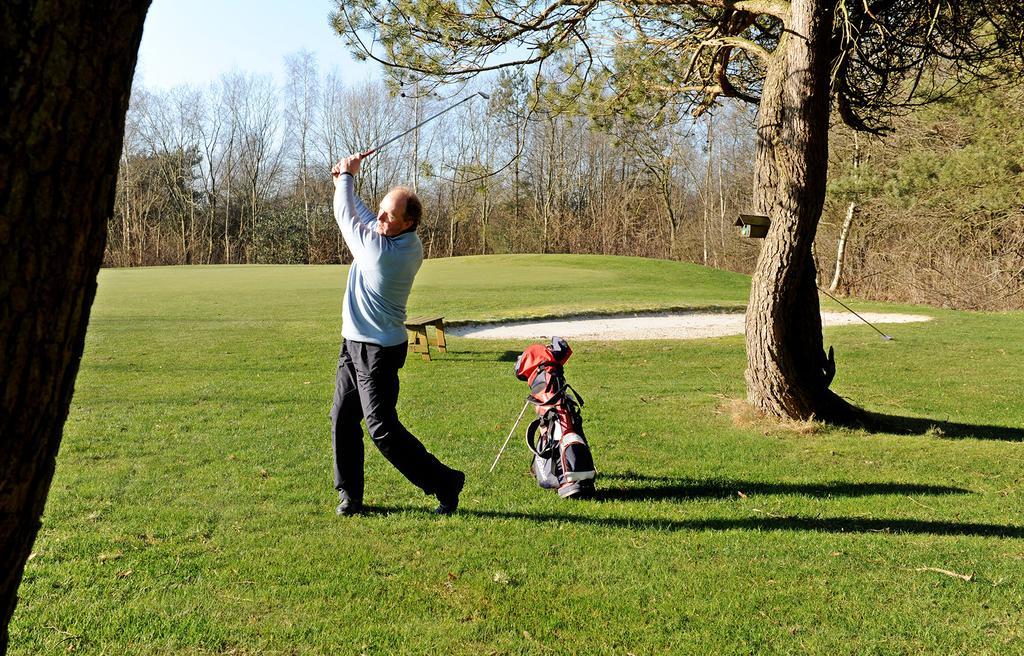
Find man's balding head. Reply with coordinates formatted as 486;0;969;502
391;186;422;230
375;186;423;237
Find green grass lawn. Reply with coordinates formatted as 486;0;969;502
11;255;1024;655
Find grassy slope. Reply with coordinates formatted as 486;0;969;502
10;255;1024;655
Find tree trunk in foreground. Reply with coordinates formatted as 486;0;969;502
745;0;859;422
0;3;151;652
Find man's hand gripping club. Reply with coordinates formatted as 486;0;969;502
331;150;373;187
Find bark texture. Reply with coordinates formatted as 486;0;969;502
0;3;151;651
745;0;858;421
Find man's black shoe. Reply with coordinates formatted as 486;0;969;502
435;470;465;515
336;495;363;516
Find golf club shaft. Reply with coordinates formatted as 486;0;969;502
366;93;482;156
818;286;892;340
489;399;531;473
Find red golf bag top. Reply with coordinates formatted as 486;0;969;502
514;337;596;498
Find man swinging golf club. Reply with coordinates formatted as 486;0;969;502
329;151;465;515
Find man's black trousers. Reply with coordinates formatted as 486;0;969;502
331;338;455;503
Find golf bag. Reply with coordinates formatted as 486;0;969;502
514;337;596;498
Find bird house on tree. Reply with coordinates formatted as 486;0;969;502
735;214;771;239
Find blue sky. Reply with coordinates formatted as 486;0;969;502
136;0;380;89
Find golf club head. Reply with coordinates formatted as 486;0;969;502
477;92;491;100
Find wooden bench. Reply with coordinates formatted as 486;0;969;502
404;315;447;361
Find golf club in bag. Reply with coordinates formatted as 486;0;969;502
513;337;596;498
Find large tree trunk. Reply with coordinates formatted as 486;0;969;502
0;3;151;651
745;0;858;422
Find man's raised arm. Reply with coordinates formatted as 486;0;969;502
331;153;378;255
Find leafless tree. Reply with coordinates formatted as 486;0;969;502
139;84;204;264
284;51;320;262
235;74;283;263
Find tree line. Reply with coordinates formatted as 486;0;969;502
112;54;761;270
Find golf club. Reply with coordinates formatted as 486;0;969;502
364;92;491;156
489;399;531;473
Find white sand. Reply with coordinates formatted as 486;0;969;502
448;311;930;341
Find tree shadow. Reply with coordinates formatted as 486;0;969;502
596;472;969;502
864;412;1023;442
466;509;1024;539
357;504;1023;539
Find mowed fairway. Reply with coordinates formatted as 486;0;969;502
10;255;1024;655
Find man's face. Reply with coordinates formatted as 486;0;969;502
376;190;413;237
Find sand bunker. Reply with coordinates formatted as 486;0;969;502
448;311;931;341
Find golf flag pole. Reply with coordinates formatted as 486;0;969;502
489;399;531;473
818;286;893;340
365;92;490;156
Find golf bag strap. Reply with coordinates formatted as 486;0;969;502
525;418;544;456
564;383;584;407
526;412;561;459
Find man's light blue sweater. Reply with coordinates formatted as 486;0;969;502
333;174;423;347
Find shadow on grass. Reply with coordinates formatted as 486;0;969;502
867;412;1023;442
596;472;969;502
465;509;1024;538
414;350;522;363
358;505;1023;539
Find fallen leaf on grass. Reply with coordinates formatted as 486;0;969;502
493;570;510;584
116;569;133;578
98;551;123;562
